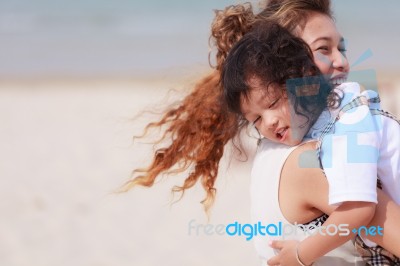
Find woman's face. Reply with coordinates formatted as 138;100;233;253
300;12;350;86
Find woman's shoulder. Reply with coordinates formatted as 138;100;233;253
253;139;298;165
282;141;320;174
279;141;335;220
255;140;317;162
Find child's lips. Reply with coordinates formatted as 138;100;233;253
276;127;288;142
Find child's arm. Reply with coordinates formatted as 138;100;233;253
268;190;400;265
267;141;400;265
364;188;400;257
267;201;375;266
297;201;375;265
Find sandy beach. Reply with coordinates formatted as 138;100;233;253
0;77;261;266
1;73;399;266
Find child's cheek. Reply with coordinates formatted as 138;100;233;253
281;99;292;124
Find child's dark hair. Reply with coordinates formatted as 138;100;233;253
222;21;338;128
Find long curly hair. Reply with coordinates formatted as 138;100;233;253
122;0;333;213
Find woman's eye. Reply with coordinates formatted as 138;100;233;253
317;46;329;51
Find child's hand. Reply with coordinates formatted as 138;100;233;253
267;240;304;266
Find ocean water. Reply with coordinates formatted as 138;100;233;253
1;0;399;78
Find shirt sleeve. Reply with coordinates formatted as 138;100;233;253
319;86;381;205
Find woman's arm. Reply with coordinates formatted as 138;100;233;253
269;141;400;265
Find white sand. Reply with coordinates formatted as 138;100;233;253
0;78;259;266
1;75;399;266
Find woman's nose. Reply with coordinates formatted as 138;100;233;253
332;50;349;72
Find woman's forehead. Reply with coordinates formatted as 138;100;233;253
299;12;342;43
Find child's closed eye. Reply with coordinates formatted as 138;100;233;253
253;116;261;125
268;98;280;108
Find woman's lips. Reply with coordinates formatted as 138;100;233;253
330;75;348;87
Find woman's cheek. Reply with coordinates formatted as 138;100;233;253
313;52;332;75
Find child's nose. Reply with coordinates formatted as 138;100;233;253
262;113;278;130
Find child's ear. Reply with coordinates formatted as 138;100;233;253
281;89;288;99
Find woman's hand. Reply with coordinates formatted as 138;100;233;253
267;240;304;266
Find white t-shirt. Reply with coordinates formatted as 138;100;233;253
307;82;400;206
251;139;364;265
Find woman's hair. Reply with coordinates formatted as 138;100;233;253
122;72;237;212
257;0;332;33
210;0;332;71
222;21;335;129
123;0;333;213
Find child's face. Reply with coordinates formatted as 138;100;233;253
300;13;349;86
241;77;310;146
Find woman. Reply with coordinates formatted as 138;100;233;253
125;0;400;264
221;16;400;265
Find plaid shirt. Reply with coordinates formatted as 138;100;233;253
303;214;400;265
315;93;400;265
355;235;400;265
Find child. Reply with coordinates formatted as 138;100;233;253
222;20;400;265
